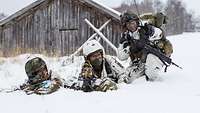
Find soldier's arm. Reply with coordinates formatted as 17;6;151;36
50;70;66;87
105;55;127;83
117;32;130;61
149;26;173;57
78;61;96;92
19;82;36;95
80;61;95;79
145;26;173;57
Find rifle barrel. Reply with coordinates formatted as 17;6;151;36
172;62;183;69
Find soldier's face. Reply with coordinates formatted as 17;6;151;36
89;51;103;62
126;20;138;32
88;50;103;66
38;67;49;81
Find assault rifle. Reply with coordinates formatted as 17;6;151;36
0;87;21;93
0;82;46;94
127;36;182;71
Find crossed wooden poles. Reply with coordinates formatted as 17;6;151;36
63;18;118;65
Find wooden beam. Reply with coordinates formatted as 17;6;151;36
84;19;118;54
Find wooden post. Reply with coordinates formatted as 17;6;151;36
62;19;111;66
84;19;118;54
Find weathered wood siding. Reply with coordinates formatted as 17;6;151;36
0;0;121;57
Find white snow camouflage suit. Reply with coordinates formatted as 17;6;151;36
65;55;126;92
117;24;166;82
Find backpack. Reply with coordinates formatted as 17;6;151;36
140;12;168;28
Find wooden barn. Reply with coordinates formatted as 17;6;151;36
0;0;122;57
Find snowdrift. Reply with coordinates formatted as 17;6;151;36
0;32;200;113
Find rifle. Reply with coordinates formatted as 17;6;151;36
0;87;21;93
143;43;182;69
0;82;44;94
127;35;182;71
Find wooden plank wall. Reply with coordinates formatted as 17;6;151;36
0;27;2;56
0;0;121;57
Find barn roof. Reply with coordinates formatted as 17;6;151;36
0;0;121;26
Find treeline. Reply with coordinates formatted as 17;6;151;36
0;0;197;35
114;0;196;35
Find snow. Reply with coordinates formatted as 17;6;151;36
1;32;200;113
91;0;121;17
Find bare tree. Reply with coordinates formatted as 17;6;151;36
140;0;153;13
165;0;195;35
153;0;164;13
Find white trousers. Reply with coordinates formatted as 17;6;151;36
145;54;164;81
125;54;163;83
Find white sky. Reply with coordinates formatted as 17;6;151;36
0;0;200;17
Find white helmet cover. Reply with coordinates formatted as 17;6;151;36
82;40;105;57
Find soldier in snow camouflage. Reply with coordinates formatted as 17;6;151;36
118;10;173;82
20;57;65;95
65;40;126;92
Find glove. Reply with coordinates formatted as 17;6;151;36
95;78;118;92
144;23;154;36
81;61;94;79
118;75;129;83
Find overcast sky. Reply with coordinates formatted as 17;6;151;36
0;0;199;17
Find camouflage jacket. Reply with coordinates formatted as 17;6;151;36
69;55;125;92
20;71;65;95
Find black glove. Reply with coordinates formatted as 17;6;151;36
128;36;145;54
82;78;94;92
143;23;154;36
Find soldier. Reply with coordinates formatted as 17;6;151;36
118;10;173;83
65;40;126;92
20;57;65;95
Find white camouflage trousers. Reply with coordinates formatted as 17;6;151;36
125;54;164;83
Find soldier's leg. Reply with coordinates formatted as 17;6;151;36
145;54;164;81
124;62;145;84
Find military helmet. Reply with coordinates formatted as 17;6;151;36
82;40;104;57
120;10;139;24
25;57;47;81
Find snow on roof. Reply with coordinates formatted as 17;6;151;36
0;0;45;26
86;0;121;19
0;0;121;26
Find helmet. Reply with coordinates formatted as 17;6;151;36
82;40;104;57
120;10;139;25
25;57;47;80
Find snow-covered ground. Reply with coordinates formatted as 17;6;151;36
0;32;200;113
